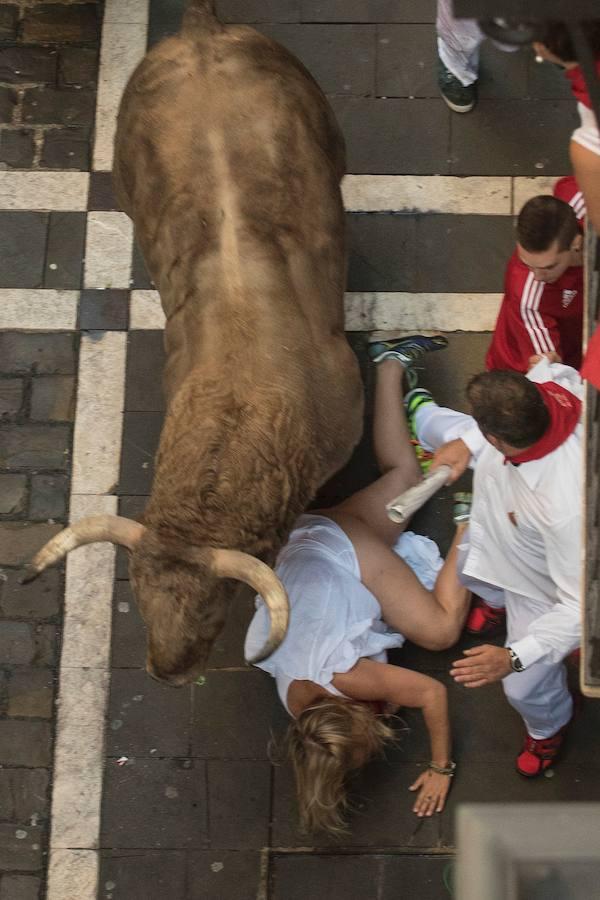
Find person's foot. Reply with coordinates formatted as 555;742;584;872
453;491;472;525
465;596;507;636
368;334;448;366
516;725;568;778
438;57;477;113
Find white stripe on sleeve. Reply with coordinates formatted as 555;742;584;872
519;273;546;354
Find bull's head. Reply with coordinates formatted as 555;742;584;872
22;515;289;685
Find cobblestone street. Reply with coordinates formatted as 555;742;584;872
0;2;599;899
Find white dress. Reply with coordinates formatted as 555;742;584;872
244;514;443;715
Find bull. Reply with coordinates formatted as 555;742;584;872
24;0;363;685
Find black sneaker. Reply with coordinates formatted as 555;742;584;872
368;334;448;366
437;57;476;113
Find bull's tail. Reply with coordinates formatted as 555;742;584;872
183;0;221;34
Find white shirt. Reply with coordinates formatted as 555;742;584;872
461;360;583;668
244;515;443;714
572;102;600;157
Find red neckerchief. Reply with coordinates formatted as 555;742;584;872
566;61;600;110
581;324;600;391
506;382;581;465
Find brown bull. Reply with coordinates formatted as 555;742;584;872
24;0;363;685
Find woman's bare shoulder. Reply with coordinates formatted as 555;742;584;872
286;679;329;718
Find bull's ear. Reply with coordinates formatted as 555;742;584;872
210;549;289;663
21;516;146;584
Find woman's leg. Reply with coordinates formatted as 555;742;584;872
327;515;471;651
322;360;422;547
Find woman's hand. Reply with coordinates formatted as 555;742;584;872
409;768;452;817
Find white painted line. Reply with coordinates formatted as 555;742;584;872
513;176;561;213
84;212;134;289
0;172;560;217
131;289;501;332
93;22;148;171
45;1;148;896
130;289;165;328
71;331;127;494
49;666;110;848
103;0;149;23
344;292;502;332
47;850;98;900
61;494;119;668
0;172;89;211
0;290;79;330
343;175;511;214
49;497;116;852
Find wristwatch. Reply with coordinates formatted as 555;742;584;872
507;646;525;672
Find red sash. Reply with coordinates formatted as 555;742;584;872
581;324;600;391
566;61;600;110
507;382;581;464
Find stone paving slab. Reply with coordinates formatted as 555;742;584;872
270;855;382;899
101;759;209;850
99;848;263;900
106;670;192;758
333;96;452;174
257;24;377;96
347;213;514;292
449;99;577;176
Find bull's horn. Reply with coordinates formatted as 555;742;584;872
21;515;146;584
210;549;289;663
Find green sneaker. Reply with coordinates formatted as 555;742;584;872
404;387;436;474
404;387;435;440
368;334;448;366
438;57;477;113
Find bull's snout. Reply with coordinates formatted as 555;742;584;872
146;657;206;688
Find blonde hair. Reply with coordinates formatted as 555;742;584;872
286;696;396;835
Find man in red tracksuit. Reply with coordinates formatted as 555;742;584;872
467;180;585;637
486;179;584;375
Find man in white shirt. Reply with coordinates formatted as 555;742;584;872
408;359;583;777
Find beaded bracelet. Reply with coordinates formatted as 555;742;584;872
428;761;457;777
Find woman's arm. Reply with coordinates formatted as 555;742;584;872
332;658;454;816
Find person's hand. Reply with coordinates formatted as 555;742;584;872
429;438;471;484
528;351;561;370
409;768;453;817
532;42;570;68
450;645;512;687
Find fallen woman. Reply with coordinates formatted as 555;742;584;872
245;336;471;833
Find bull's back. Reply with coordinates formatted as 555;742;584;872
114;24;346;297
114;11;362;472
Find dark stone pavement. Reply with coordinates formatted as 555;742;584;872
100;332;600;900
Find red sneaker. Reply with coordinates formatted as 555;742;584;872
465;596;507;636
516;727;567;778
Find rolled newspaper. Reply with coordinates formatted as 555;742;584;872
386;465;452;524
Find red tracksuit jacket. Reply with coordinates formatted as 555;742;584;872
486;178;584;373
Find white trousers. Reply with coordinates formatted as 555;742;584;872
416;401;572;738
503;592;573;738
436;0;518;86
